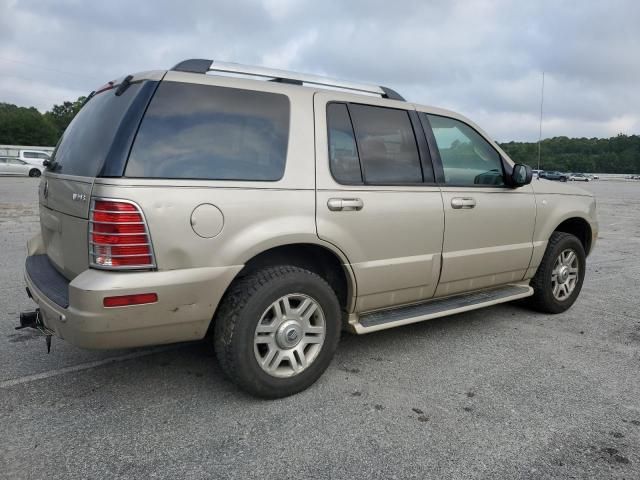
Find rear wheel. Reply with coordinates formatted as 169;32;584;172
28;169;41;177
527;232;586;313
214;265;341;398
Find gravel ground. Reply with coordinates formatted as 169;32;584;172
1;177;639;480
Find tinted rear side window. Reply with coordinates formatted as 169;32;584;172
126;82;290;181
50;83;143;177
327;103;362;184
348;104;423;184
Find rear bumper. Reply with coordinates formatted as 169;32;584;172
24;254;241;349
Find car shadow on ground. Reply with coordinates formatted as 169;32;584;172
9;301;537;401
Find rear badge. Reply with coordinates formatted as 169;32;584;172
72;193;87;202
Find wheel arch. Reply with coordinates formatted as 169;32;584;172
207;241;357;335
238;243;355;310
552;216;593;255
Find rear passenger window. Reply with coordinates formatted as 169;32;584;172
126;82;290;181
348;105;423;184
327;103;362;184
427;114;505;186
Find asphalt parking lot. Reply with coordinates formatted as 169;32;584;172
1;177;639;479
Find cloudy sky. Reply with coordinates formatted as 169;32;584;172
1;0;638;141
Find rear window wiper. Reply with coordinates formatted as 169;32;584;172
115;75;134;96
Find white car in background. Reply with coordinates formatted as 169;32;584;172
17;149;51;168
0;156;44;177
569;173;591;182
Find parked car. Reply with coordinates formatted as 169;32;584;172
21;60;598;398
18;149;51;167
569;173;590;182
0;156;43;177
539;170;569;182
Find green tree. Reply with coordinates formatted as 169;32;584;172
0;103;58;145
44;96;86;138
500;134;640;174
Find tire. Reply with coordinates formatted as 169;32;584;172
29;169;41;177
213;265;341;398
527;232;586;313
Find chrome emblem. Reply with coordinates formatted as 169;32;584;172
43;181;49;199
72;193;87;202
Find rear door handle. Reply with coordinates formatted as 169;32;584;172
327;198;364;211
451;197;476;209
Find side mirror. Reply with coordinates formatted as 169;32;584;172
42;159;50;167
510;163;532;187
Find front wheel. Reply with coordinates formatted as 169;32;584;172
214;266;341;398
29;169;41;177
527;232;586;313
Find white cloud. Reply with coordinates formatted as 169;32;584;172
0;0;638;140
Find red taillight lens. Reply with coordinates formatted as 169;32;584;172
89;198;155;269
92;233;149;245
92;222;146;234
94;200;137;212
103;293;158;308
92;211;142;223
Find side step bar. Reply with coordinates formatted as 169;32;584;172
352;284;533;334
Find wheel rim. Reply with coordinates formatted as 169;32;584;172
551;249;579;301
254;293;326;378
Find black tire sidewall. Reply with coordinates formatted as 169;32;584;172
537;234;586;313
225;269;341;397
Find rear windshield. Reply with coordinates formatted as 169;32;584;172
49;83;143;177
125;81;290;181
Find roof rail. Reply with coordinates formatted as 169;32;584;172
171;59;405;101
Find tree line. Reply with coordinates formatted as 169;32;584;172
499;135;640;174
0;97;85;146
0;96;638;173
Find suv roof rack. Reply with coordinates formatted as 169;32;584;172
171;59;405;101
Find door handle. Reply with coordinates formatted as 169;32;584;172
327;198;364;211
451;197;476;209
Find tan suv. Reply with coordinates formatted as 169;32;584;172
21;60;598;397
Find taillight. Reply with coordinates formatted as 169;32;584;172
89;198;156;270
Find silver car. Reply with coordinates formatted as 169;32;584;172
0;156;43;177
21;60;598;398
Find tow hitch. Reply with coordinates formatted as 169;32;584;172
16;309;53;353
17;310;38;330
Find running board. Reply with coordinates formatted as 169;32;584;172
352;284;533;334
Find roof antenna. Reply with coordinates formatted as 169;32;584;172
537;71;545;170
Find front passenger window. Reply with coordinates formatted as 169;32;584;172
427;114;504;186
